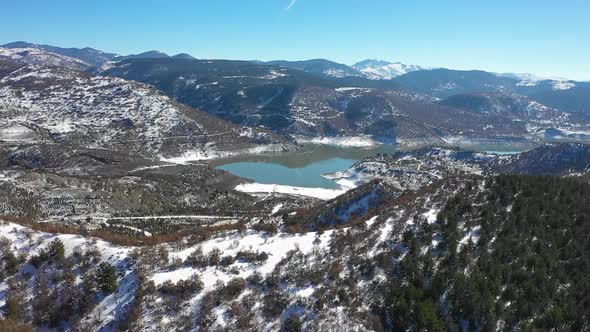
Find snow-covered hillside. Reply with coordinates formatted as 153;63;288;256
4;167;588;330
0;59;290;160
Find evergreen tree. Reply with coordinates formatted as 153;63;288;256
96;262;118;294
48;238;65;263
4;250;19;276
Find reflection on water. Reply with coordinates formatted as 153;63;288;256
212;143;532;189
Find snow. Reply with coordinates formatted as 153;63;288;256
235;183;346;200
352;60;425;80
271;203;284;215
97;61;119;72
262;69;288;80
160;150;219;163
296;135;379;148
322;68;349;78
295;286;315;298
365;216;379;227
516;80;540;87
0;123;39;142
151;267;199;285
0;47;90;70
0;220;339;328
459;226;481;249
517;79;575;91
160;145;286;164
0;221;135;330
154;229;335;289
376;218;394;246
45;121;76;134
422;208;438;224
552;81;575;91
335;87;374;93
322;170;365;190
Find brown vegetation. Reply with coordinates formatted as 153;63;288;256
0;215;247;247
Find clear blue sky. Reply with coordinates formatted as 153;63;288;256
1;0;589;80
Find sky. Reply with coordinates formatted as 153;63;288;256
1;0;589;80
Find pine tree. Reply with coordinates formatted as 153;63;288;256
4;250;19;276
96;262;118;294
48;238;65;263
6;296;21;321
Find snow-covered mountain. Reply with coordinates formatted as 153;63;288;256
0;47;93;71
352;59;425;79
498;73;577;92
1;41;119;67
108;58;570;145
0;58;290;169
262;59;363;78
1;42;198;69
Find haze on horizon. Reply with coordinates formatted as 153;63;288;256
1;0;589;81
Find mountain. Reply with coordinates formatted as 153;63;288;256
261;59;426;80
1;41;118;67
0;58;290;173
1;42;175;65
262;59;363;78
172;53;196;60
104;58;338;132
438;92;577;130
352;59;425;79
392;68;590;116
391;68;582;98
392;68;518;98
106;58;580;145
0;47;93;71
5;41;585;145
525;83;590;116
115;50;170;61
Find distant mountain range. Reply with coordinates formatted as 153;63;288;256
2;41;589;147
261;59;364;78
258;58;425;80
1;41;196;66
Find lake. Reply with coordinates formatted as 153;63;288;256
213;143;530;189
217;158;355;189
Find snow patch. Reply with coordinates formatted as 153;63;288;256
235;183;346;200
296;135;379;148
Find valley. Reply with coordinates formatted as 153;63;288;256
0;39;589;331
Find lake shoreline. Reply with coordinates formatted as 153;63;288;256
212;142;534;191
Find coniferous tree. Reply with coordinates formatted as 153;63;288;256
96;262;118;294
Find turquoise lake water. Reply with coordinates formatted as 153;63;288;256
217;158;356;189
